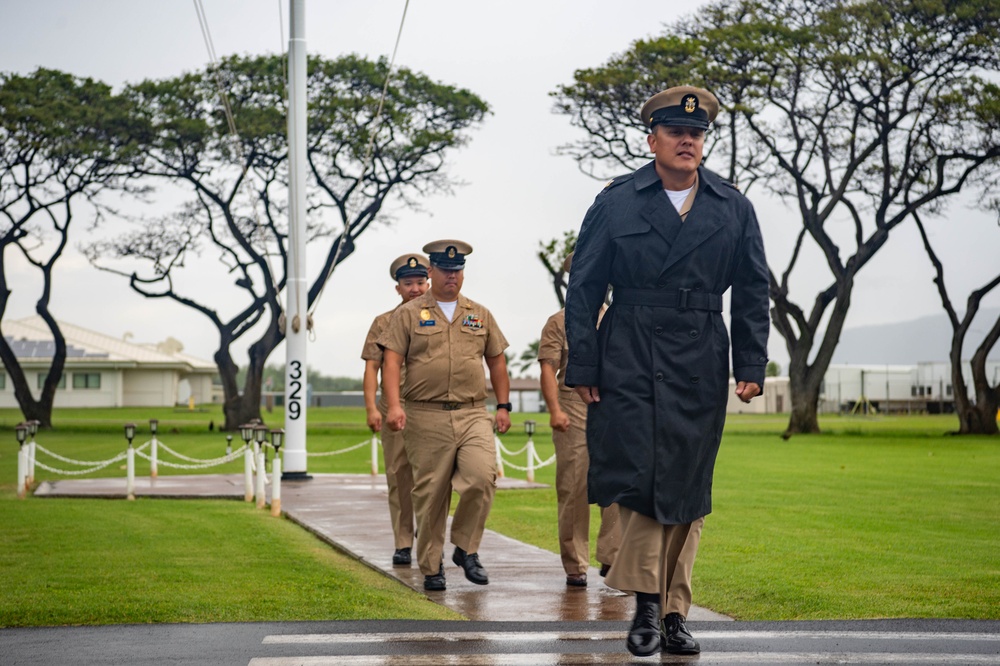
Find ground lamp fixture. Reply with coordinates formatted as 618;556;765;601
524;420;536;437
27;420;39;438
226;434;233;455
15;423;27;445
254;425;267;446
149;419;158;436
124;423;136;446
270;429;284;453
239;423;254;445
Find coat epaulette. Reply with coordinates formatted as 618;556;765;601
721;178;740;192
600;173;633;193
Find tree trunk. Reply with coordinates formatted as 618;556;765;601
780;279;855;438
784;351;822;437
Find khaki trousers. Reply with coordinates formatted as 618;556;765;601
404;404;497;576
379;403;415;549
604;506;704;618
554;393;621;574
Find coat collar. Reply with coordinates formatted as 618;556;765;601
633;161;733;200
631;162;735;275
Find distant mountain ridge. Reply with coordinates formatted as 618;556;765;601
829;307;1000;365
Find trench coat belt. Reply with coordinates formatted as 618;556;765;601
613;287;723;312
406;399;486;411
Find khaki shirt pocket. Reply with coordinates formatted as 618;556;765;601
458;325;487;358
411;324;444;361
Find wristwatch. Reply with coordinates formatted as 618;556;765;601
496;402;513;412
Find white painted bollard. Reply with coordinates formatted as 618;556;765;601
17;444;27;499
256;449;266;509
126;445;136;500
494;435;505;478
270;457;282;517
370;433;379;476
244;447;254;502
150;436;158;479
526;436;535;484
27;439;36;485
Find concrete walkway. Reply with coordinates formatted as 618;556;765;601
34;473;731;623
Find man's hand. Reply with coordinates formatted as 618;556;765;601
549;408;570;432
387;405;406;431
574;385;601;404
735;381;761;403
495;409;511;434
366;408;382;433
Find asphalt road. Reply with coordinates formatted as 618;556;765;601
3;619;999;665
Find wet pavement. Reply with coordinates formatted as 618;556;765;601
33;472;730;623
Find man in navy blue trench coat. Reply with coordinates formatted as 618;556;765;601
564;85;770;657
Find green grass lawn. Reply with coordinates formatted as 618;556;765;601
1;407;997;625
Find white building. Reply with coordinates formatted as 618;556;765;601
0;316;216;408
820;361;1000;414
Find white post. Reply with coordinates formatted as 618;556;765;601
370;432;379;476
256;449;267;509
271;456;282;517
283;0;310;479
126;444;136;501
17;444;27;499
494;434;505;479
150;435;158;479
27;438;36;485
526;435;535;484
244;446;254;502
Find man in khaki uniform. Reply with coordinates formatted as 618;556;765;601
538;252;620;587
379;239;511;591
361;252;430;567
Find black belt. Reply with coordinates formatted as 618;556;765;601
406;399;486;411
613;288;723;312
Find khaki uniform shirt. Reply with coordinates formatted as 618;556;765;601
378;292;508;403
538;309;582;400
361;308;408;410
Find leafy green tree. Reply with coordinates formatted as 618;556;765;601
0;69;143;427
552;0;1000;436
84;54;488;430
765;361;781;377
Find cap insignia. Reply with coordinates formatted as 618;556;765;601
683;95;698;114
407;257;418;268
447;246;456;258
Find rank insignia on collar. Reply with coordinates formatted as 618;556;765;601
462;314;483;330
420;309;432;321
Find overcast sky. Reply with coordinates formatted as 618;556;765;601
3;0;998;379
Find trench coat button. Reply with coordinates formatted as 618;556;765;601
688;330;698;338
657;281;666;288
690;376;700;383
655;372;664;381
655;326;663;336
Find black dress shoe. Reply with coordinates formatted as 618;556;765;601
599;563;611;577
423;564;446;591
392;547;412;566
626;594;661;657
452;546;489;585
661;612;700;654
566;573;587;587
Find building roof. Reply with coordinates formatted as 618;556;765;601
2;316;215;373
